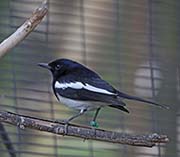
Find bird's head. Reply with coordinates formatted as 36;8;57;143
38;58;84;79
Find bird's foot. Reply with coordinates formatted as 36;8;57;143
90;121;99;136
63;120;69;135
90;120;99;128
53;119;69;135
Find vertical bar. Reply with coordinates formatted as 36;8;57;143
115;0;126;156
148;0;161;156
79;1;95;156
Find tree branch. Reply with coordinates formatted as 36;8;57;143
0;0;48;58
0;111;169;147
0;1;48;156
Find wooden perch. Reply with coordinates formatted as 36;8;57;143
0;111;169;147
0;0;48;58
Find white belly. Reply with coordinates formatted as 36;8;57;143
57;94;107;111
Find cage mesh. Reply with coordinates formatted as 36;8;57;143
0;0;179;156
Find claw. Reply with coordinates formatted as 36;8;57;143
53;119;69;135
64;122;69;135
90;121;98;136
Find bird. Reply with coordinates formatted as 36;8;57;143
38;58;168;129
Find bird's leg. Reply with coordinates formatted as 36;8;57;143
90;108;101;128
63;109;87;134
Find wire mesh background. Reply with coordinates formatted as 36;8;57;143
0;0;179;156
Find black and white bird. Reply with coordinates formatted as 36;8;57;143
38;58;168;127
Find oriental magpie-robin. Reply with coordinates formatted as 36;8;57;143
38;58;168;128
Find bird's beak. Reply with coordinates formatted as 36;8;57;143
38;63;51;70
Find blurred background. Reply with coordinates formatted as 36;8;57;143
0;0;179;156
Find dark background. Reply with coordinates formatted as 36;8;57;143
0;0;179;156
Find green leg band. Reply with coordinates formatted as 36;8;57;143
90;121;99;128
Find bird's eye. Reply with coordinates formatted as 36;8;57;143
55;65;62;70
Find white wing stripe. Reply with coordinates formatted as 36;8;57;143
56;82;83;89
55;81;116;95
84;84;114;95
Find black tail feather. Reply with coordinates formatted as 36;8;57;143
109;105;129;113
117;91;169;109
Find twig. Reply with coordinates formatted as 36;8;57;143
0;0;48;58
0;111;169;147
0;1;48;156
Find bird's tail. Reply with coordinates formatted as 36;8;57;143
109;105;130;113
117;91;169;109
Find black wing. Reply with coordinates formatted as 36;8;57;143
55;87;126;105
53;76;126;107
